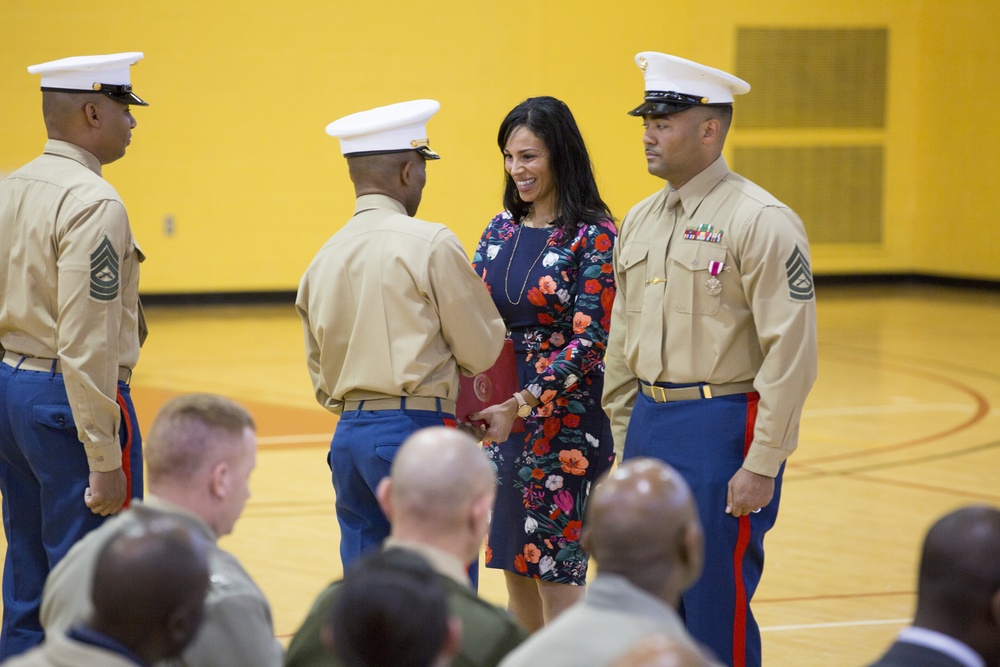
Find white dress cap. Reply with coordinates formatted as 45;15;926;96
326;99;441;159
628;51;749;116
28;52;148;106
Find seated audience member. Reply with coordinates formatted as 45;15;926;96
499;458;721;667
325;548;460;667
286;426;527;667
610;634;711;667
867;505;1000;667
4;513;210;666
40;394;283;666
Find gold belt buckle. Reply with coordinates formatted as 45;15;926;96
701;385;713;399
651;385;668;403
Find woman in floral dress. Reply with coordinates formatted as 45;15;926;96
469;96;616;631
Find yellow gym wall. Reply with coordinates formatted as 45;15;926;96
2;1;998;293
913;0;1000;279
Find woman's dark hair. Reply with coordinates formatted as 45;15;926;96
498;96;613;237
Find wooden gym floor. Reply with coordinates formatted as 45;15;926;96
2;283;999;665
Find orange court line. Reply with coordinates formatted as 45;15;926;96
130;385;337;441
795;358;991;466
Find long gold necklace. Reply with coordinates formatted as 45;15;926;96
504;222;552;306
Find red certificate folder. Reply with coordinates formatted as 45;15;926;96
457;339;524;433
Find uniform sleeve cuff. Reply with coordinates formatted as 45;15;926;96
612;426;628;463
742;445;787;478
86;443;123;473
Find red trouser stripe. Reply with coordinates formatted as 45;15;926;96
442;417;457;429
732;392;759;667
116;389;134;509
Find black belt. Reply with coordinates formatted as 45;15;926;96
2;353;132;384
639;380;756;403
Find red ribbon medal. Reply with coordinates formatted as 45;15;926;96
705;260;725;296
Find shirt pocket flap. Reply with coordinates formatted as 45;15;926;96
668;242;730;315
670;241;728;273
618;242;649;271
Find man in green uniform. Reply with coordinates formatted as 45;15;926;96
286;427;527;667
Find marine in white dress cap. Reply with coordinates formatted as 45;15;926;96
27;52;148;106
628;51;749;116
326;99;441;159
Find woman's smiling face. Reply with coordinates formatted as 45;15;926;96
504;125;556;215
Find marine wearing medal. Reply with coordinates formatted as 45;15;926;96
602;52;818;667
0;52;148;658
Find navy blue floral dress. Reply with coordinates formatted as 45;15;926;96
472;211;616;585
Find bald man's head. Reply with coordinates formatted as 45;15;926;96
583;458;703;603
90;513;211;662
379;427;496;561
915;505;1000;651
387;427;495;524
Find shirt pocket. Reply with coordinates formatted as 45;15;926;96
669;241;729;316
617;242;649;315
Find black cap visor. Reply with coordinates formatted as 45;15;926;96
344;148;441;160
41;84;149;107
627;89;716;117
628;100;697;117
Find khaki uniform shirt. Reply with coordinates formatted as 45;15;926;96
41;497;283;667
603;156;817;476
296;194;505;414
1;631;143;667
498;574;720;667
0;140;144;472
